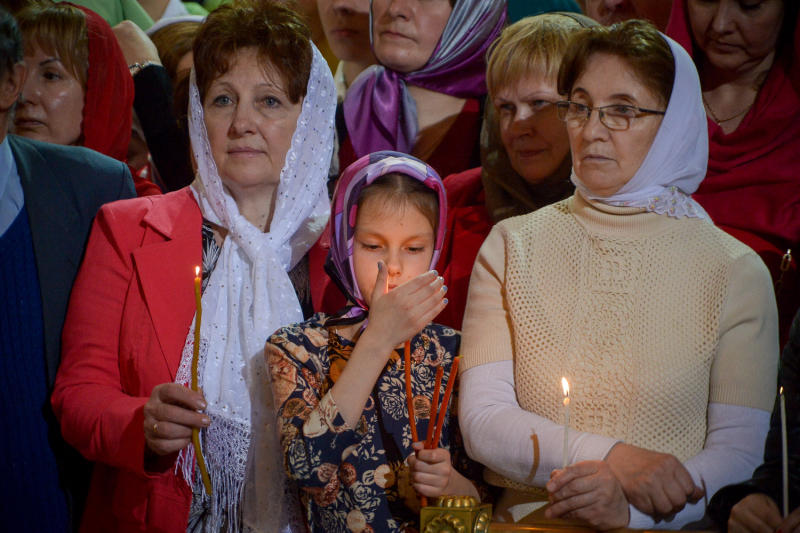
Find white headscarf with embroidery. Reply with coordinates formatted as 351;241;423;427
175;42;335;532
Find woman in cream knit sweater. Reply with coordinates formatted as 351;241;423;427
459;20;779;531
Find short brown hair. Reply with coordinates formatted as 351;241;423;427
487;13;595;101
193;0;312;103
558;19;674;107
149;20;202;86
16;2;88;88
357;173;439;235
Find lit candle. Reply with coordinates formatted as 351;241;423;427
562;377;570;470
781;386;788;518
191;266;212;495
192;266;202;391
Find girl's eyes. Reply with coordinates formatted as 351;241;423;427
357;242;427;253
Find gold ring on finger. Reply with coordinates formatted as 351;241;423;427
153;422;158;436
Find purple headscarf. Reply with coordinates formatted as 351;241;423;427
343;0;507;157
326;151;447;322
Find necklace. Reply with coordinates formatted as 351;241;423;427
702;93;753;124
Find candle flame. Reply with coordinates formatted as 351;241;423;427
195;266;200;277
780;386;784;395
561;377;570;398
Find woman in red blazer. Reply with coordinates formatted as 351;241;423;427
51;3;335;532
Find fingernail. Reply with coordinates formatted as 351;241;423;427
442;285;448;293
431;270;438;276
202;417;211;426
198;400;207;409
443;298;448;305
377;261;383;272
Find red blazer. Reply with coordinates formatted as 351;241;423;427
52;188;201;533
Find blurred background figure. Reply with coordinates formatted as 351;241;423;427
0;7;135;532
111;17;201;191
147;14;202;85
709;308;800;533
438;11;594;329
317;0;375;101
667;0;800;344
581;0;672;29
339;0;506;178
14;2;161;195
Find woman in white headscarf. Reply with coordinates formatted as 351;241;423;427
51;2;335;532
458;20;779;531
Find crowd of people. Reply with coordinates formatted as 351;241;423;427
1;1;797;532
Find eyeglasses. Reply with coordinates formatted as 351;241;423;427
555;101;665;131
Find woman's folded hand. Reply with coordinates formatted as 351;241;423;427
605;442;704;518
143;383;210;456
545;461;630;530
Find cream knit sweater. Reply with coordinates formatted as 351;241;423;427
461;193;778;469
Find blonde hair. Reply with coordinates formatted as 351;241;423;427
486;13;593;100
16;2;88;88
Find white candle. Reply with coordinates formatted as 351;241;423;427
562;377;570;469
781;386;788;518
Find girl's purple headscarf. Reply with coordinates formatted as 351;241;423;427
326;151;447;322
343;0;506;157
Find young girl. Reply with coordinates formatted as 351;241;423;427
267;152;483;531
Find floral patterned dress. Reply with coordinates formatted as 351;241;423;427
267;313;481;532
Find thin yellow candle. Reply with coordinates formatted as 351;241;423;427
192;266;212;495
562;377;570;470
781;386;788;518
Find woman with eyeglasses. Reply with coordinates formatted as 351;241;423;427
458;20;778;530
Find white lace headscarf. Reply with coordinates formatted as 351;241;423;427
571;33;710;219
174;42;335;532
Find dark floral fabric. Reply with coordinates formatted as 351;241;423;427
267;313;481;532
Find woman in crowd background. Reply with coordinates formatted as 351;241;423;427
270;152;483;531
667;0;800;343
339;0;505;179
709;308;800;533
51;2;335;531
13;2;161;196
459;20;777;530
317;0;374;102
439;11;593;329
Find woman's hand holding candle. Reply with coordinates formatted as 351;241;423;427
545;460;629;529
143;383;209;456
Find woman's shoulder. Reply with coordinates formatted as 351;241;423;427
682;218;767;265
98;187;197;224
